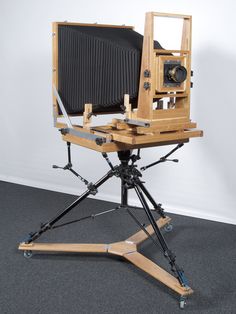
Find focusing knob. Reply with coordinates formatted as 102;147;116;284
168;65;187;83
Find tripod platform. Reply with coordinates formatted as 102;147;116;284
56;121;202;153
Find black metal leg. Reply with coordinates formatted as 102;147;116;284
133;183;188;287
136;181;166;218
121;179;128;207
24;169;114;244
67;142;72;164
134;184;169;252
117;150;131;208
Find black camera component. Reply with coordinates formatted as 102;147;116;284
143;82;151;90
144;69;151;77
164;60;187;87
58;25;163;115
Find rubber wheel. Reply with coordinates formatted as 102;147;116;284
164;223;173;232
23;250;33;258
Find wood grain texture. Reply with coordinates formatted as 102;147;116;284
126;217;171;245
151;12;191;19
108;242;137;256
53;22;134;29
83;104;93;129
137;12;154;119
124;252;193;296
62;133;189;152
136;122;197;134
19;241;193;296
176;17;192;110
19;243;108;253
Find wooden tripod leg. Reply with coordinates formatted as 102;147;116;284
126;216;171;245
124;251;193;296
19;243;109;253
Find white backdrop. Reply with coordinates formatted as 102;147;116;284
1;0;236;224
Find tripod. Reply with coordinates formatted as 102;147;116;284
19;147;193;308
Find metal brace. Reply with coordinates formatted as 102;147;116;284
53;85;110;145
53;85;73;128
124;118;150;128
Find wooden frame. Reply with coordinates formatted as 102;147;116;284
19;216;193;297
51;12;202;153
136;12;192;120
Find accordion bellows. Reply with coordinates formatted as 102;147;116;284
58;25;162;114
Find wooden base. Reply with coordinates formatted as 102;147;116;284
19;216;193;297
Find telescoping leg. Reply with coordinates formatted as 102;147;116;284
21;169;114;244
133;183;189;288
137;181;166;219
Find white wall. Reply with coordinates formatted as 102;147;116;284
1;0;236;224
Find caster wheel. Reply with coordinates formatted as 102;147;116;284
23;250;33;258
164;223;173;232
179;296;187;309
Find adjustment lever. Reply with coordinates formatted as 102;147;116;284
52;142;90;186
141;143;183;171
164;158;179;163
52;163;89;185
52;164;66;169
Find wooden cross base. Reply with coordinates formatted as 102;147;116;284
19;216;193;297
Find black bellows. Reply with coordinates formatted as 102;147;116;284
58;25;162;114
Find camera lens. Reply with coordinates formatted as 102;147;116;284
168;65;187;83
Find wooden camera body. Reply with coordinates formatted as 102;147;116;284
52;12;202;152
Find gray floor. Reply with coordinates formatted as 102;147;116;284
1;181;236;314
